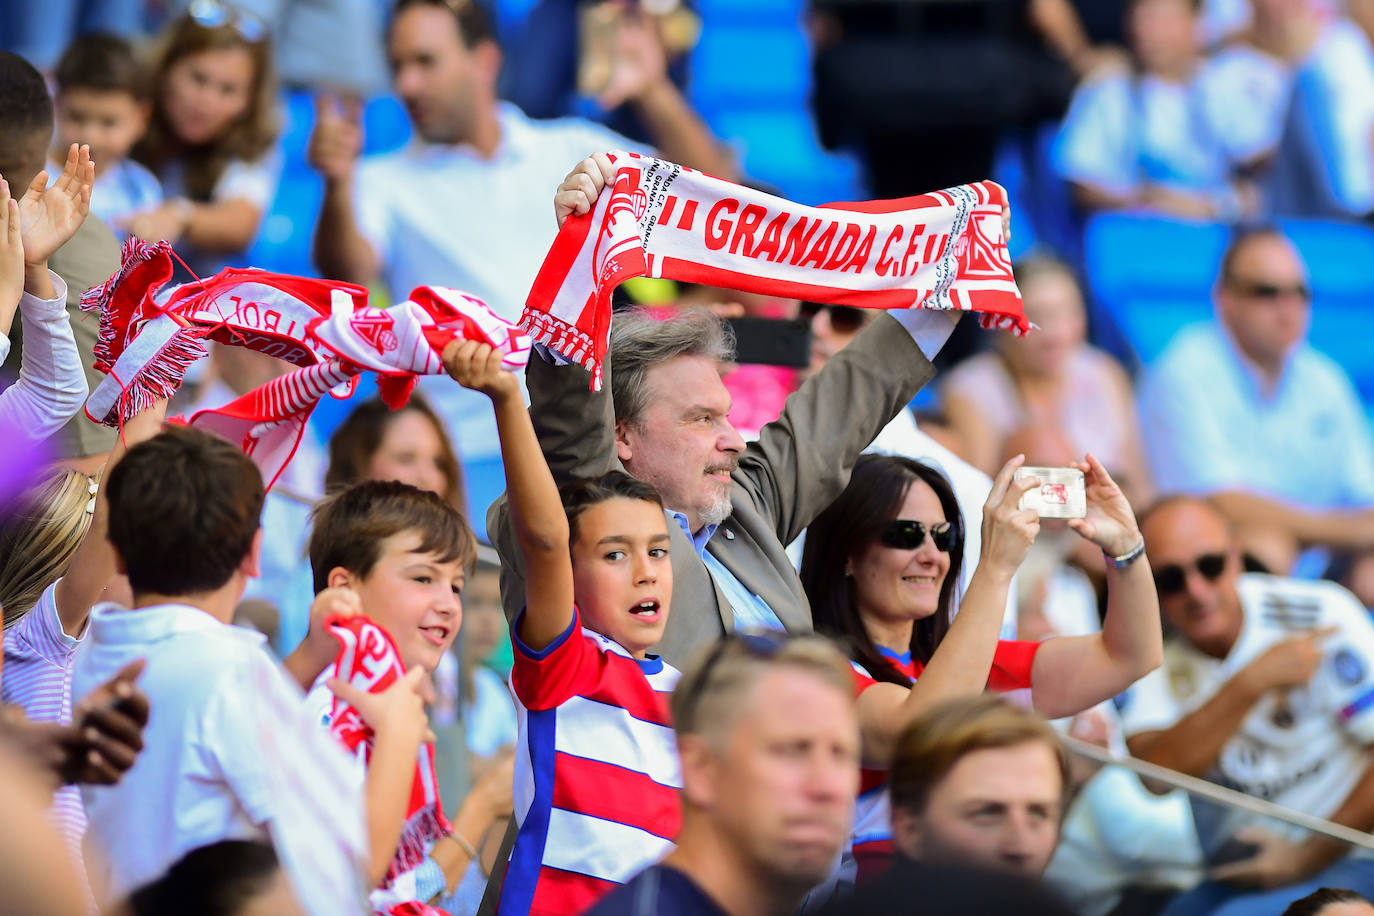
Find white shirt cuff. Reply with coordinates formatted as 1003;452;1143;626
890;307;960;361
19;271;69;318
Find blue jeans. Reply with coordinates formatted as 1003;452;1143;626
1162;858;1374;916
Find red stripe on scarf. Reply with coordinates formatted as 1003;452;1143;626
325;614;452;888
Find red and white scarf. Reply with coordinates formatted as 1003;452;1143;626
524;151;1028;388
326;614;451;899
82;240;530;488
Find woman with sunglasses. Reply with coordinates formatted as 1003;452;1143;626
800;451;1163;882
126;0;280;278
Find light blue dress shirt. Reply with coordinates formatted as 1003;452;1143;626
669;511;786;633
1139;322;1374;509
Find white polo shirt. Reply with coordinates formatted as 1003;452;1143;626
72;602;369;915
353;103;639;320
1121;574;1374;853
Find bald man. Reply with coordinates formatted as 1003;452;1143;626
1121;497;1374;916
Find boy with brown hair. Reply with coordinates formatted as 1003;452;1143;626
50;34;162;234
306;479;512;909
72;426;378;916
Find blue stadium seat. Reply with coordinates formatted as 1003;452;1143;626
462;456;508;543
1083;214;1229;308
691;27;809;111
710;108;864;205
1108;297;1211;366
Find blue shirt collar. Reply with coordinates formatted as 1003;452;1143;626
879;645;913;666
670;511;719;558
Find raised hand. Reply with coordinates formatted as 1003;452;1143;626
442;339;520;402
980;454;1041;579
0;176;22;319
554;153;616;227
1066;453;1141;557
19;143;93;266
596;6;669;110
328;664;435;747
308;94;363;183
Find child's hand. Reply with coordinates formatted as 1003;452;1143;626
0;176;22;313
328;665;435;747
442;339;520;402
18;143;93;267
554;153;615;227
282;586;364;690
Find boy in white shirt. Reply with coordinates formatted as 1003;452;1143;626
50;35;162;237
71;426;377;916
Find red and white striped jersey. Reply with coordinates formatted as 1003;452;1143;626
501;609;682;916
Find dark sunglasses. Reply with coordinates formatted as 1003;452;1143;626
1153;552;1228;597
880;519;954;552
801;302;867;334
1228;279;1312;303
677;631;788;719
188;0;268;42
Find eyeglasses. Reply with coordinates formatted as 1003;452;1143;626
188;0;268;43
676;631;788;724
880;519;954;552
801;303;868;334
1227;278;1312;304
1153;552;1228;598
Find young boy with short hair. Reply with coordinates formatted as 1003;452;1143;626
51;33;161;233
305;479;512;908
71;426;376;916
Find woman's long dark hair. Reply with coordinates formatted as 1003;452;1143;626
800;454;965;687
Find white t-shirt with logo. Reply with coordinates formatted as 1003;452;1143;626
1121;573;1374;853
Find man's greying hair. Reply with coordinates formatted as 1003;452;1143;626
671;633;853;748
609;308;736;428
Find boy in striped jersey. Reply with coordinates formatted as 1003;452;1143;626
440;340;681;916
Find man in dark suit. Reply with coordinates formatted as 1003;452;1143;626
489;154;973;665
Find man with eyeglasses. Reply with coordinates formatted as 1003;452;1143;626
1138;226;1374;595
1120;496;1374;915
584;633;860;916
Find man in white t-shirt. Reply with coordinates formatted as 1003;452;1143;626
308;0;731;457
1121;497;1374;916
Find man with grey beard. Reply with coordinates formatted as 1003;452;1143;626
488;160;970;663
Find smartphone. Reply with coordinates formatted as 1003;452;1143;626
724;317;812;368
577;2;622;98
1014;466;1086;519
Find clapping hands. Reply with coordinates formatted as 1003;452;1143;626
17;144;93;268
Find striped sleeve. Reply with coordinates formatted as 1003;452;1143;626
510;608;603;711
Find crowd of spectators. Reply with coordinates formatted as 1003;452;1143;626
3;0;1374;914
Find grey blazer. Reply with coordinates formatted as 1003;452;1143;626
486;312;936;667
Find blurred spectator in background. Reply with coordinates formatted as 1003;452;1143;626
942;257;1153;504
1251;0;1374;219
1053;0;1287;220
168;0;392;97
310;0;730;320
1138;227;1374;595
126;2;282;279
309;0;731;459
1124;497;1374;916
0;51;120;475
501;0;700;145
51;35;162;237
457;561;515;769
809;0;1088;198
325;393;466;513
